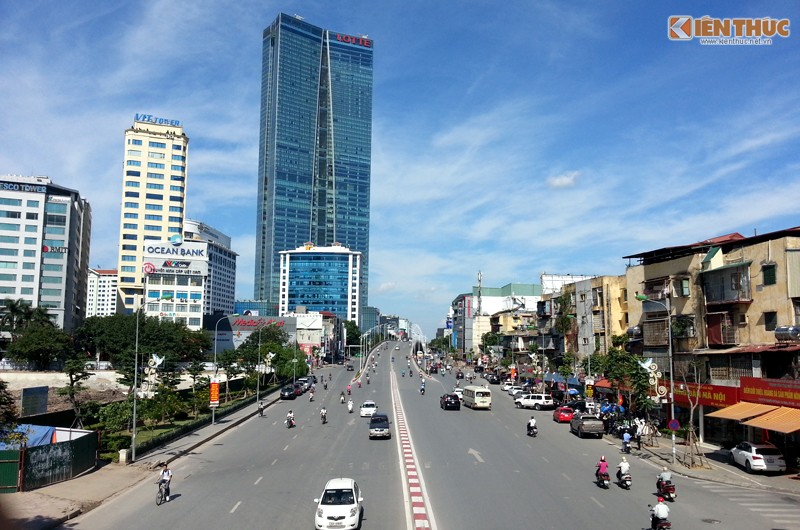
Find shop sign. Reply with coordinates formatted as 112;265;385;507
739;377;800;407
672;381;738;408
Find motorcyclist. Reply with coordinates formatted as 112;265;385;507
340;391;345;404
616;456;630;482
366;375;370;384
357;380;362;388
622;430;632;453
286;410;295;427
650;497;670;529
527;416;537;435
309;390;314;401
323;380;328;390
347;399;354;413
258;400;265;417
347;384;351;395
656;466;672;492
595;456;609;480
401;370;405;377
320;407;327;423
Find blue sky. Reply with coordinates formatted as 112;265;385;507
1;1;799;338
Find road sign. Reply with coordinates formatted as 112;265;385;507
668;419;680;431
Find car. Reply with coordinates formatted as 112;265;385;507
506;385;524;396
368;413;391;439
515;393;555;410
501;381;515;391
440;393;461;410
293;383;304;396
456;370;464;379
553;406;574;423
297;377;311;390
359;400;377;417
346;364;354;371
280;386;297;400
486;374;501;384
565;400;592;413
452;387;464;400
509;388;526;399
429;366;438;374
314;477;363;530
729;441;787;473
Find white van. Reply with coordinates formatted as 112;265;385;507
462;386;492;410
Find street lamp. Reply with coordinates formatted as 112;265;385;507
635;294;676;464
212;313;239;425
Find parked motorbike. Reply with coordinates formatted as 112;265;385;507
619;473;632;490
526;425;538;437
647;505;672;529
658;480;677;501
596;472;610;489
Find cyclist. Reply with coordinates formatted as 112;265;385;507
158;464;173;502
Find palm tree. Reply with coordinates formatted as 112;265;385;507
1;298;29;331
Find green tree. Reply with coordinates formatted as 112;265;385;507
7;323;72;370
343;320;361;347
216;349;243;402
0;377;23;445
98;399;133;433
58;349;93;428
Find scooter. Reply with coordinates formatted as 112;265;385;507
622;440;631;454
320;412;327;424
309;392;314;402
323;381;328;390
420;387;425;395
657;480;677;501
286;417;295;429
258;402;265;417
619;472;632;490
347;402;354;414
647;506;672;529
596;472;610;489
526;425;538;437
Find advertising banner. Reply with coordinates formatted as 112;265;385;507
739;377;800;408
672;381;738;408
209;380;220;408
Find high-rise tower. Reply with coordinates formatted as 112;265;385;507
117;114;189;313
255;13;373;318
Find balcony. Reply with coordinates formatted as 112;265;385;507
702;263;752;305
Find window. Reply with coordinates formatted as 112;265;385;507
0;236;18;243
149;141;166;149
168;227;180;233
189;318;201;327
125;192;140;198
127;160;141;167
169;216;181;223
762;264;777;286
40;288;62;296
146;193;163;200
146;183;164;190
122;234;138;240
42;264;62;271
45;203;67;214
41;276;62;283
25;225;37;232
171;165;184;172
0;248;18;256
764;311;778;331
0;274;16;281
147;172;164;179
173;144;183;150
678;279;690;297
123;223;137;229
0;211;21;219
147;162;165;169
0;198;22;206
124;213;138;219
176;304;187;312
145;204;163;211
172;154;185;161
23;237;36;244
169;196;183;203
127;149;141;156
27;200;39;208
0;261;15;268
171;175;184;182
0;223;20;231
169;206;183;213
121;244;136;250
129;139;142;145
20;287;33;295
121;266;135;272
124;202;139;208
144;214;162;221
169;185;183;192
22;262;35;269
121;277;135;283
126;170;141;177
125;181;140;188
144;225;160;231
731;273;741;291
0;286;15;294
149;152;165;159
121;255;136;262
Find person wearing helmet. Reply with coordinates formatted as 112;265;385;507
595;455;608;480
650;497;669;529
656;466;673;493
616;456;630;482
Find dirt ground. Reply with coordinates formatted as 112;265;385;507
11;387;125;414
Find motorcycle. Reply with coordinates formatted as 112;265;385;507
596;472;611;489
323;381;328;390
619;473;632;490
647;506;672;529
526;425;538;437
340;394;345;404
366;377;370;385
309;392;314;402
258;403;265;417
420;387;425;395
622;440;631;454
286;417;295;429
658;480;677;501
320;412;327;424
348;402;354;414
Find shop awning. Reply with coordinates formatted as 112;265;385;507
742;406;800;434
705;401;778;420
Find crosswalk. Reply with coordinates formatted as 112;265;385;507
699;483;800;526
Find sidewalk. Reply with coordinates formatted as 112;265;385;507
620;433;800;496
0;392;278;530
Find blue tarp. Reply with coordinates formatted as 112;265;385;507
544;373;581;386
0;424;55;449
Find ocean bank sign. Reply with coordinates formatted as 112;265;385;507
143;240;208;276
135;113;181;127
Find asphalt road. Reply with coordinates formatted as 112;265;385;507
62;340;800;530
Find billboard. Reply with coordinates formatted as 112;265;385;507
143;239;208;276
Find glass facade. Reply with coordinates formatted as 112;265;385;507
287;254;351;317
255;13;373;317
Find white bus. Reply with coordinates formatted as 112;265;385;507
462;386;492;410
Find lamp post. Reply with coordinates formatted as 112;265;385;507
636;294;675;464
132;306;142;462
212;313;239;425
256;322;263;401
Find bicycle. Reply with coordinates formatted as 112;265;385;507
155;480;168;505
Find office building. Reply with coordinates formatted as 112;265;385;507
117;114;189;313
87;268;118;317
183;219;236;314
279;243;361;323
0;175;91;331
255;13;373;317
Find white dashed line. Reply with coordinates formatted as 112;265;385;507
230;501;241;513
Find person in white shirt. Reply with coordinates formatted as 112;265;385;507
158;464;173;501
527;416;537;435
616;456;630;482
650;498;669;529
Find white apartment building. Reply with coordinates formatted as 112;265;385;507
87;268;118;317
117;114;189;313
183;219;236;315
0;175;91;331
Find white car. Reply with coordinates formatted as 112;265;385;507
314;477;363;530
501;381;515;391
515;393;555;410
359;400;377;417
506;385;524;396
729;441;786;473
452;387;464;400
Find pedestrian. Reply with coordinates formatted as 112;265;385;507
635;417;644;450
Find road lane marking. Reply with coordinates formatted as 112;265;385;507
270;458;277;466
467;448;484;463
561;473;571;481
254;476;262;485
590;496;604;508
230;501;241;513
541;456;550;463
283;445;289;451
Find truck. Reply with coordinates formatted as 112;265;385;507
569;414;605;439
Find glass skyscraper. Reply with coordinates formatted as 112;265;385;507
255;13;373;318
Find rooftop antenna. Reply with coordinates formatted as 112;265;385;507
475;271;483;317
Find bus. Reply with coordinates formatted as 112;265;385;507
462;385;492;410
